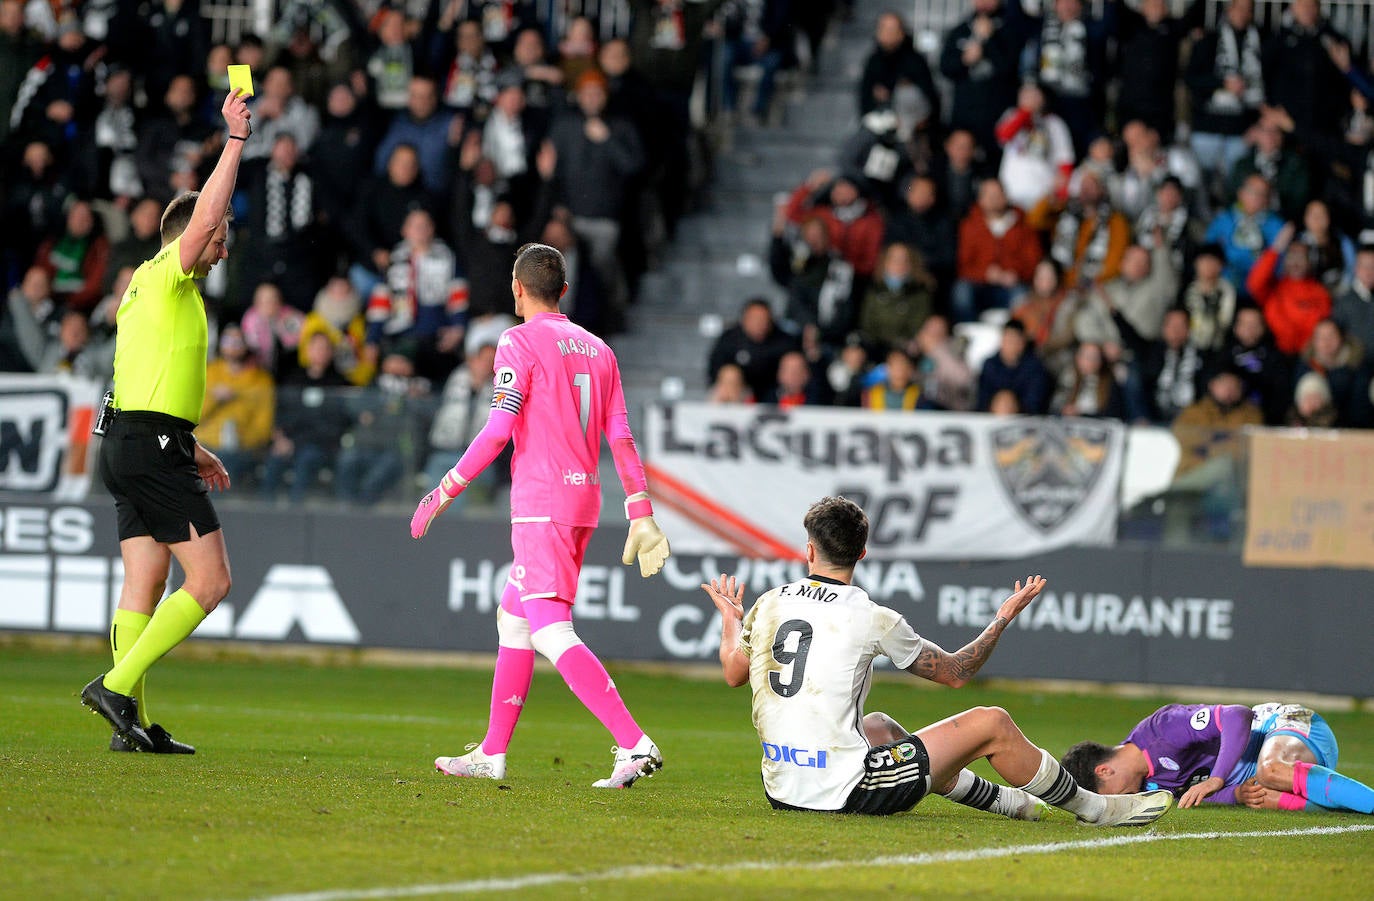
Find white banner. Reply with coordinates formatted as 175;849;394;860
644;404;1124;561
0;374;105;501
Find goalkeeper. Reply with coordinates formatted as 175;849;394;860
411;242;670;788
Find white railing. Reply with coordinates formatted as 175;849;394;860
913;0;1374;55
197;0;634;46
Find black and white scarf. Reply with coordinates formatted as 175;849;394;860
1208;25;1264;114
1039;16;1090;98
1155;344;1203;418
265;168;313;240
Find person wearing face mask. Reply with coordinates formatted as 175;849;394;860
858;242;936;354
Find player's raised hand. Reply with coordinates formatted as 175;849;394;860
622;515;670;577
701;573;744;621
410;471;468;539
996;575;1046;624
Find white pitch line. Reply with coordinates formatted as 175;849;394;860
246;823;1374;901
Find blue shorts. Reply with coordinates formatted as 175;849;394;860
1230;705;1339;784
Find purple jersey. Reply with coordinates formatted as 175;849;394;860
1124;703;1256;799
492;312;633;527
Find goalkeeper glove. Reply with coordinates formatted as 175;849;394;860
410;470;468;539
622;515;670;577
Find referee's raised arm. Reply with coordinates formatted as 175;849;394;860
178;90;252;275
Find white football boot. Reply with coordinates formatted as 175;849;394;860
1082;789;1175;827
435;743;505;779
591;736;663;788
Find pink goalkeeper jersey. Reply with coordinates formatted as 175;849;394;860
493;312;630;527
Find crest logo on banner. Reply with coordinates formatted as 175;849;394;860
989;420;1112;533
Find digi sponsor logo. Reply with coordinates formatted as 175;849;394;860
867;741;921;770
989;419;1112;533
0;388;67;493
762;742;827;769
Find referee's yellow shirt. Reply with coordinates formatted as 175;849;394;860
112;236;208;424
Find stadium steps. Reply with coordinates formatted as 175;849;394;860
612;1;883;415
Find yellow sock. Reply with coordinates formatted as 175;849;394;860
110;608;152;727
104;590;206;697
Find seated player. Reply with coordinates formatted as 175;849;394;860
1062;703;1374;813
701;496;1173;825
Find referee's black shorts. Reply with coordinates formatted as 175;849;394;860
98;411;221;543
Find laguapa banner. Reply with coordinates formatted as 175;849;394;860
644;404;1124;560
0;374;104;500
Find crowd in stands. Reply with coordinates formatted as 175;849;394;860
9;0;1374;519
0;0;853;505
707;0;1374;532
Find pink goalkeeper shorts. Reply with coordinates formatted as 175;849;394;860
508;521;594;602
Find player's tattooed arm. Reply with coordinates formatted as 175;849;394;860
905;576;1045;688
906;617;1008;688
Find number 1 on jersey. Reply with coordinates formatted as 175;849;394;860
573;372;591;435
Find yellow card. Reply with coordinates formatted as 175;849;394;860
227;65;254;97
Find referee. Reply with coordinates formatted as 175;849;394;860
80;90;253;753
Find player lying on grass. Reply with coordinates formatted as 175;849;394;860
1062;703;1374;813
701;495;1173;825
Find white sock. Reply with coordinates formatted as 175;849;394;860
1018;749;1107;822
989;784;1042;820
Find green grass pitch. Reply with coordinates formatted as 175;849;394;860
2;645;1372;900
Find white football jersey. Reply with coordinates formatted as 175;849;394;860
739;576;925;810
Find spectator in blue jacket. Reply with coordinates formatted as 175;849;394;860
1203;174;1284;293
373;76;463;195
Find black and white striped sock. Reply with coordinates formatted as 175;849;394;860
943;769;1040;820
1019;749;1106;822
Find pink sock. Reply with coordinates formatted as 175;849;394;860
1292;760;1313;797
553;643;643;749
1278;792;1308;811
481;646;534;755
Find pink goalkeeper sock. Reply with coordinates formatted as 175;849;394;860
553;644;644;749
1292;760;1313;797
481;646;534;756
1277;792;1308;811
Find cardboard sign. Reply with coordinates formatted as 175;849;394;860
1244;429;1374;569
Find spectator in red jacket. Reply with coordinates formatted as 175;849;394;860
952;179;1043;322
783;168;886;278
1246;222;1332;356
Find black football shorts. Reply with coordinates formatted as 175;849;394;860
98;411;221;543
